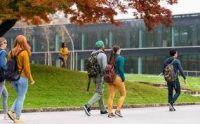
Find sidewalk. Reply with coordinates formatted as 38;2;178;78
1;105;199;124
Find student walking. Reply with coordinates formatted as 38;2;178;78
107;45;126;118
7;35;35;123
0;37;8;120
83;40;108;116
59;42;69;68
163;49;187;111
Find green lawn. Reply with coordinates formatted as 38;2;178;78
0;65;200;109
126;74;200;91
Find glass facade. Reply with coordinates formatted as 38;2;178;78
4;13;200;74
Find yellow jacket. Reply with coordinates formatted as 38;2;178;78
8;50;33;81
59;47;69;60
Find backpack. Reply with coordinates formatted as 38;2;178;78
104;64;116;83
0;50;6;82
4;50;24;81
85;51;103;78
163;59;177;83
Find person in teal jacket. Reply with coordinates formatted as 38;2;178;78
107;45;126;118
115;53;125;82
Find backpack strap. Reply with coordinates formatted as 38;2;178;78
14;50;25;74
169;59;176;65
91;50;104;56
10;50;25;58
16;50;25;57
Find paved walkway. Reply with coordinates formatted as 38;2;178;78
1;105;199;124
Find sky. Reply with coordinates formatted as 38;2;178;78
115;0;200;19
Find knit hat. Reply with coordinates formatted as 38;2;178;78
95;40;104;48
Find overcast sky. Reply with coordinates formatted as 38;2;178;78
115;0;200;19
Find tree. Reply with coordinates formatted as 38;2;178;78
0;0;177;36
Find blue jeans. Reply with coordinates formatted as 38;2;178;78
11;77;28;118
0;81;8;114
167;79;181;105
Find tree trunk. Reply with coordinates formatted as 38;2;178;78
0;19;17;37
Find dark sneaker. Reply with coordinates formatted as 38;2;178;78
169;104;176;111
83;105;91;116
100;110;108;114
172;106;176;111
115;110;123;117
108;113;116;118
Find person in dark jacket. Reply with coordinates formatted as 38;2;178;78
163;49;187;111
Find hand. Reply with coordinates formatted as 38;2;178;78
30;80;35;85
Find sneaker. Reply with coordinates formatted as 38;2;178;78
83;105;91;116
108;113;116;118
172;106;176;111
100;110;108;114
7;111;16;121
115;110;123;117
14;118;24;123
169;104;176;111
3;114;8;120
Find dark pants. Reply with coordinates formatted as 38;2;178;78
167;79;181;105
60;59;67;68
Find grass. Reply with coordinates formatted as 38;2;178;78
126;74;200;91
0;65;200;110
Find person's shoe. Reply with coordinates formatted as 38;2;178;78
108;113;116;118
7;111;16;121
14;118;24;123
115;110;123;117
172;106;176;111
169;104;176;111
100;110;108;114
83;105;91;116
3;114;8;120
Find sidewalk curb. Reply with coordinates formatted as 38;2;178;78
18;102;200;113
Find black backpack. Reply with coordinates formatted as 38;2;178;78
0;49;6;82
4;50;24;81
85;51;103;78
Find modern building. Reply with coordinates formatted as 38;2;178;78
4;13;200;75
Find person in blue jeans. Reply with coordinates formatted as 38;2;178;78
0;37;8;120
7;35;35;123
163;49;187;111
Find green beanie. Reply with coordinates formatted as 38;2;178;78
95;40;104;48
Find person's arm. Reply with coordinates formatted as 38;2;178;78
59;48;63;55
22;51;34;82
65;48;69;56
162;60;168;74
0;51;7;70
101;53;107;70
177;60;186;79
118;57;125;82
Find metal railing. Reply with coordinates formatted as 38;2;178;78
31;50;200;76
184;70;200;77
